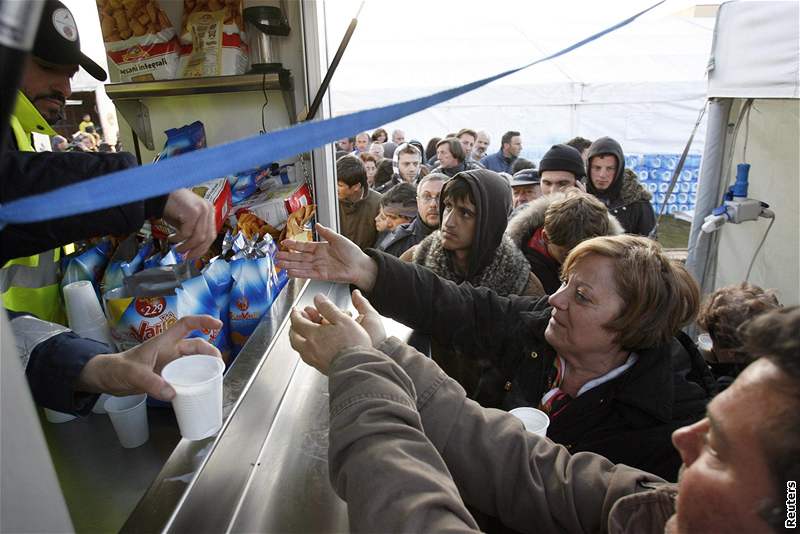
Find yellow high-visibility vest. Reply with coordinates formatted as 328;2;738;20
0;93;66;324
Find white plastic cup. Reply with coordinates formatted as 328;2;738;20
162;355;225;441
510;407;550;436
92;393;113;415
44;408;76;423
105;394;149;448
74;323;114;346
63;281;107;335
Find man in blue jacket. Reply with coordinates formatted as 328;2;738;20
480;130;522;174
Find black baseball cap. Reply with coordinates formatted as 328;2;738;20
511;168;540;187
33;0;107;81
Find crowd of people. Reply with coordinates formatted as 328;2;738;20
273;126;797;532
49;114;119;154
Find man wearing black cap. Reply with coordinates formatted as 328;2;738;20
1;1;219;420
537;143;586;196
2;0;215;321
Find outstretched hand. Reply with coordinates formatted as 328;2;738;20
289;293;373;375
77;315;223;401
276;223;379;292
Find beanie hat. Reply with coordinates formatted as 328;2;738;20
538;144;585;178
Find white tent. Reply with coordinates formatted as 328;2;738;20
686;0;800;305
326;0;715;159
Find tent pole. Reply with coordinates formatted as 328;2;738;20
686;97;733;297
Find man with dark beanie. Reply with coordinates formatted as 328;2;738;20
586;136;655;236
537;144;586;195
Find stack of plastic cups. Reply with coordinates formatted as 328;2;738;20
63;280;115;414
162;355;225;441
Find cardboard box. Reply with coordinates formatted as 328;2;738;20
233;182;312;229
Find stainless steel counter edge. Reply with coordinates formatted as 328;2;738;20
121;276;311;533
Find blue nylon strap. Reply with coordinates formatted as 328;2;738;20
0;1;662;227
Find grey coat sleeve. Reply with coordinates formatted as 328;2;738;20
328;343;481;533
328;337;664;534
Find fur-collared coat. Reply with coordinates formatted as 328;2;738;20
412;230;544;298
505;194;625;294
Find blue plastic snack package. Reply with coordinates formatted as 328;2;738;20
160;245;186;266
176;274;227;359
143;251;163;270
61;239;114;294
102;237;154;293
202;259;232;356
228;256;275;357
228;165;271;204
156;121;206;161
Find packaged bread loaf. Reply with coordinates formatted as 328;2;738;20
96;0;180;82
178;0;248;77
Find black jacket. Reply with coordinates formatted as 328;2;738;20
586;137;655;236
376;216;434;257
365;251;713;481
0;149;167;264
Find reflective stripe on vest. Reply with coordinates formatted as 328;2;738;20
0;249;64;324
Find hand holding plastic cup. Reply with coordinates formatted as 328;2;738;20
509;407;550;436
161;355;225;441
105;394;149;448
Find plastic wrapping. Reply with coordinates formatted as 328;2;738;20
96;0;180;82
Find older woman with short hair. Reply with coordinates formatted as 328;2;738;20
278;230;713;480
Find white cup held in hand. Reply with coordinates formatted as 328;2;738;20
105;394;149;448
509;407;550;436
162;355;225;441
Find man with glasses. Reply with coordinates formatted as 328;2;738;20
378;174;445;258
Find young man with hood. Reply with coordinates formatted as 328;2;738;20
379;173;445;258
406;169;544;394
506;190;625;294
586;136;655;236
410;169;543;298
337;155;382;249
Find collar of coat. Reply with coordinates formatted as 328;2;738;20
506;192;626;249
595;169;653;209
13;91;57;137
413;230;531;297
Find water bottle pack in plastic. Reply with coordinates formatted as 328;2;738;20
625;153;702;215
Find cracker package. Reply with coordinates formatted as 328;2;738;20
179;0;248;77
96;0;180;82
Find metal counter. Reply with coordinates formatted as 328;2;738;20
44;278;413;533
